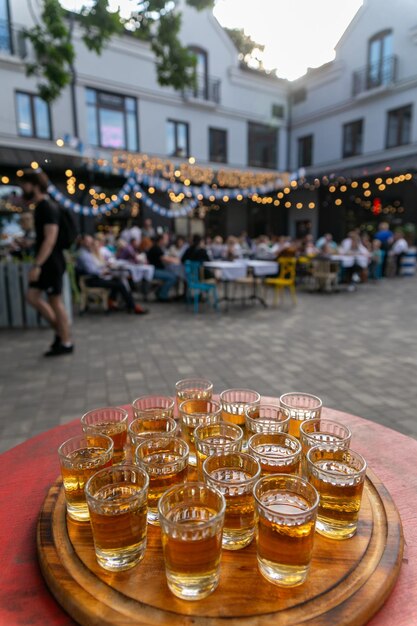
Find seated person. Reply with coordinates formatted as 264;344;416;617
182;234;214;279
146;233;178;301
168;235;188;260
76;234;147;314
116;238;139;264
388;231;408;276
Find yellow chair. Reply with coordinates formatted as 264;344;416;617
265;257;297;305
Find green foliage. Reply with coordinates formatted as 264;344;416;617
24;0;74;102
224;27;266;70
24;0;215;104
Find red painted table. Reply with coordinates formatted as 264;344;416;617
1;405;416;626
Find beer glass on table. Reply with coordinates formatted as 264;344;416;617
220;388;260;449
245;404;290;437
128;414;178;457
132;395;175;420
175;378;213;407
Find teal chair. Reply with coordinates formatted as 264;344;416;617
184;261;219;313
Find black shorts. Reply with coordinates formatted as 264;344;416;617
29;258;66;296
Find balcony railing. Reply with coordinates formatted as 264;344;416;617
352;55;397;96
0;19;27;58
183;72;221;104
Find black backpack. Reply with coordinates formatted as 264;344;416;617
58;207;78;250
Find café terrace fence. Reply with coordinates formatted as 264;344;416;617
0;261;72;328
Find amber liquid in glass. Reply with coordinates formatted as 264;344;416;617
143;451;188;520
89;485;147;553
90;421;127;463
210;468;255;548
162;504;222;587
309;460;364;537
177;389;212;403
61;447;112;520
258;493;315;569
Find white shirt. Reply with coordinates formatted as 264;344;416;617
390;238;408;255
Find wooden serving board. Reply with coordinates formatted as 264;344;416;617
38;468;403;626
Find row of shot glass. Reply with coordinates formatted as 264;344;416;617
57;382;367;598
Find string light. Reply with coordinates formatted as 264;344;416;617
31;161;39;169
1;176;9;184
65;169;73;177
56;138;64;147
335;199;342;206
148;187;155;194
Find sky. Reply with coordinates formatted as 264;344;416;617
213;0;364;80
61;0;364;81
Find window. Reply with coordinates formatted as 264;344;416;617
86;88;138;151
209;128;227;163
248;122;278;169
367;30;393;89
292;88;307;105
386;105;412;148
167;120;189;157
343;120;363;158
189;46;208;100
298;135;313;168
16;92;51;139
0;0;11;53
272;104;285;119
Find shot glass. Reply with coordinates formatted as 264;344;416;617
132;395;175;420
300;419;352;475
279;392;322;439
220;389;261;430
194;422;243;479
179;399;222;466
248;432;302;475
158;482;225;600
128;415;178;456
135;436;189;525
254;474;319;587
85;465;149;571
306;446;367;539
58;433;114;521
203;452;261;550
81;406;128;464
245;404;290;437
175;378;213;406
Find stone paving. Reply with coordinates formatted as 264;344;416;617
1;276;416;454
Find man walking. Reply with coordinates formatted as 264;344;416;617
20;169;74;357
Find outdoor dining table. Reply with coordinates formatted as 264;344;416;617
0;403;415;626
331;254;370;269
108;260;155;283
203;259;278;307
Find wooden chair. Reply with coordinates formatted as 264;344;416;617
265;257;297;305
311;259;340;292
184;261;219;313
78;275;109;314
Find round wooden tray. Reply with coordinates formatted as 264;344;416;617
37;468;403;626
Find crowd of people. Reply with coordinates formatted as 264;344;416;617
1;168;412;357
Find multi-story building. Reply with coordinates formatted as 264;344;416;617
288;0;417;240
1;0;417;240
0;0;288;235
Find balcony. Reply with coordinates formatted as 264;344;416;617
0;19;27;58
352;55;397;97
183;72;221;105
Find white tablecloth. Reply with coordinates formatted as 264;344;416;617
245;260;279;276
330;255;369;269
203;261;247;280
203;260;278;281
109;260;155;282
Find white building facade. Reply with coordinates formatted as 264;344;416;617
288;0;417;240
0;0;288;236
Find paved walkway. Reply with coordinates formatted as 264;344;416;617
1;277;416;454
